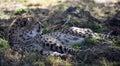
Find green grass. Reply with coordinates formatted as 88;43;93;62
111;36;120;47
0;13;4;16
81;36;100;47
80;22;109;33
0;38;9;51
14;8;31;15
0;13;5;18
70;36;101;50
20;52;73;66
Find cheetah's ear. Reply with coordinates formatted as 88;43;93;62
10;16;21;27
14;16;22;21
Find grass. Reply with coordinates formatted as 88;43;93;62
17;0;65;7
0;38;9;51
70;36;101;50
14;8;31;15
20;52;73;66
0;13;5;18
111;36;120;47
79;22;109;33
80;36;100;47
0;13;4;17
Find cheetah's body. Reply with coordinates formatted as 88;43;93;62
8;15;110;55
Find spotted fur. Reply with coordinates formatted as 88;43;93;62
8;15;44;52
8;14;112;55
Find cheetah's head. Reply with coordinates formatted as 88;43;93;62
10;15;44;36
9;15;44;45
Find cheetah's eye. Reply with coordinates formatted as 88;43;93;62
20;19;27;27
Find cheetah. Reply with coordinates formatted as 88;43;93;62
8;15;77;55
8;14;112;55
